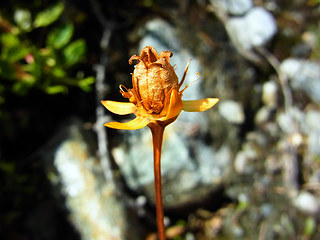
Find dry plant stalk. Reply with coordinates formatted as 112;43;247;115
101;46;219;240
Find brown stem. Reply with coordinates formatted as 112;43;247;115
149;122;166;240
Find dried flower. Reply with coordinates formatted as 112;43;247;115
101;46;219;129
101;46;219;240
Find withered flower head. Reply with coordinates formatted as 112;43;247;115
101;46;219;130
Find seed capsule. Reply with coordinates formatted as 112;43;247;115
127;46;179;115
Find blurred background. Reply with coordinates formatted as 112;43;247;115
1;0;320;239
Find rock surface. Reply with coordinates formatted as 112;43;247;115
43;120;141;240
210;0;253;15
280;58;320;104
226;7;277;50
218;100;245;124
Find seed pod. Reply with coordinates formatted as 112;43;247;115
128;46;179;115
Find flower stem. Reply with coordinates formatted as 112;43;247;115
149;123;166;240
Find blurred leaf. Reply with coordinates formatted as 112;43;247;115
51;67;66;78
47;23;74;49
63;39;86;67
0;96;4;105
45;85;68;94
0;33;20;47
0;61;17;79
304;217;316;236
78;76;95;92
0;161;15;174
3;46;30;63
14;9;32;31
34;2;64;28
18;71;36;84
0;84;5;105
22;58;42;79
12;82;31;95
45;57;56;67
308;0;320;6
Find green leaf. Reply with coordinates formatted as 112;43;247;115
12;82;32;95
22;57;42;79
78;76;95;92
304;217;316;236
4;46;30;63
0;161;15;174
0;84;5;104
47;23;74;49
45;85;68;94
63;39;86;67
0;61;17;79
0;33;20;47
51;67;66;78
34;2;64;28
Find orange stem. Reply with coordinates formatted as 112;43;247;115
149;123;166;240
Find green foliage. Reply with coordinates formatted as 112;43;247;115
34;2;65;28
311;24;320;59
47;23;74;49
0;1;94;98
304;217;316;236
63;39;86;67
308;0;320;5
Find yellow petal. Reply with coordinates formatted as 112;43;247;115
183;98;219;112
101;100;136;115
104;117;150;130
163;89;183;120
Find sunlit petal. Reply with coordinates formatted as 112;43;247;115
101;100;136;115
104;117;150;130
183;98;220;112
163;89;183;120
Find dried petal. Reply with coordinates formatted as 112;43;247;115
101;100;136;115
104;117;150;130
183;98;220;112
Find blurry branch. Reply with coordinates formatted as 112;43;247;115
90;0;115;189
254;47;293;114
255;46;300;196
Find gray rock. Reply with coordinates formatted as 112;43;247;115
280;58;320;104
211;0;253;15
44;120;141;240
234;151;249;174
277;107;304;135
294;191;319;215
262;80;278;107
255;106;272;124
226;7;277;50
277;107;320;156
218;100;245;124
112;125;231;207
